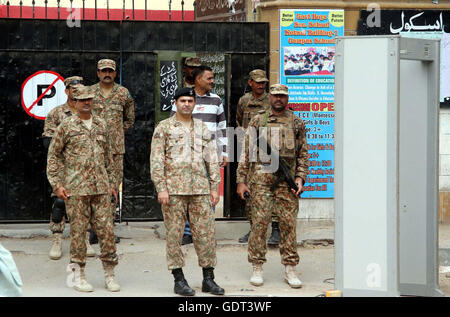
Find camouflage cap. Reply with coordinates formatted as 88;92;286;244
97;59;116;71
72;85;95;100
269;84;289;95
249;69;269;82
184;57;201;67
64;76;83;87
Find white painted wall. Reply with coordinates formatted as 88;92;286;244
440;108;450;191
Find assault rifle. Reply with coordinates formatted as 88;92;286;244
257;134;303;198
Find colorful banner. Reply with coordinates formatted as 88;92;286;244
279;9;344;198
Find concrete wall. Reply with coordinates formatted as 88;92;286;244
258;0;450;221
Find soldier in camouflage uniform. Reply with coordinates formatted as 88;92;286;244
236;84;309;288
150;87;225;296
235;69;280;245
42;76;95;260
46;85;120;293
90;59;135;243
182;57;201;88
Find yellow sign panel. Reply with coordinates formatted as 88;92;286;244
329;11;344;28
280;11;295;27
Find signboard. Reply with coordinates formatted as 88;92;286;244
279;9;344;198
358;10;450;106
198;53;226;101
159;60;179;112
21;70;67;120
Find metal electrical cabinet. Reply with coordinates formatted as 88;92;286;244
334;36;442;296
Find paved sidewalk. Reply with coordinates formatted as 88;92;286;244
0;220;449;297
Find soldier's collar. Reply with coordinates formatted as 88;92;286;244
252;91;267;101
268;108;289;117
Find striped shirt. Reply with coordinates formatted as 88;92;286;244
171;91;228;158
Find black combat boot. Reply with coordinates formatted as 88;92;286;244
267;222;280;246
238;230;251;243
238;222;252;243
172;268;195;296
201;267;225;295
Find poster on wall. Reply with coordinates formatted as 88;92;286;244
279;9;344;198
358;10;450;106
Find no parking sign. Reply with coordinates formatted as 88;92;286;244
21;70;68;120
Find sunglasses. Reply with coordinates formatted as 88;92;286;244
66;80;83;87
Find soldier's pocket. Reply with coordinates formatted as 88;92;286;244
282;129;296;158
96;133;107;151
167;133;186;159
107;104;124;123
68;130;89;156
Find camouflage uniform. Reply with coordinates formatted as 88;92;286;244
90;82;135;190
236;106;309;266
182;57;201;88
43;102;77;233
236;91;270;129
236;91;272;222
46;113;118;268
150;116;220;270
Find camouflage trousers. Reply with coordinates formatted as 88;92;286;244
162;195;217;270
248;184;299;266
66;194;118;268
245;189;279;223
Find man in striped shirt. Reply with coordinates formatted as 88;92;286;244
171;65;228;245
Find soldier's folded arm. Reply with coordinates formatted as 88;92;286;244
150;124;168;193
104;132;118;189
46;123;67;193
123;91;135;131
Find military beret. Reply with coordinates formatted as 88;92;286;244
174;87;195;100
64;76;83;87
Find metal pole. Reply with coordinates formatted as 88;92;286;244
32;0;35;18
95;0;97;20
107;0;109;20
19;1;22;18
132;0;135;20
123;0;125;20
6;1;9;18
145;0;147;20
83;0;85;19
181;0;184;21
169;0;171;21
57;0;60;19
193;0;196;20
45;0;48;19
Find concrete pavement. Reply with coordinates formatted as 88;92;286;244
0;220;450;297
